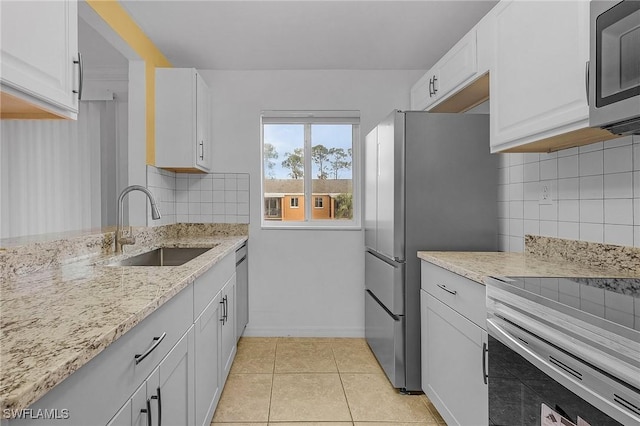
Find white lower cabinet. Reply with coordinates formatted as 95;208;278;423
6;248;243;426
420;261;488;426
194;294;221;426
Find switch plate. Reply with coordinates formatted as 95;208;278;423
539;183;554;205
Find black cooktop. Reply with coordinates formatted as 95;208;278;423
495;276;640;331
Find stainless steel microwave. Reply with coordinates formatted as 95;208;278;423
589;0;640;135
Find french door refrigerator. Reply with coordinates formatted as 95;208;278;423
364;111;497;392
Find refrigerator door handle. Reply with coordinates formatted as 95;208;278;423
366;248;405;266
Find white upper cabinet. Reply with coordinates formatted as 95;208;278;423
156;68;212;173
411;10;493;114
0;0;80;119
490;0;615;152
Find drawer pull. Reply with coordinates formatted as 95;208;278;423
151;386;162;426
135;332;167;365
437;284;457;295
141;398;152;426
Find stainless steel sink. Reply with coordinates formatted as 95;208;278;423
108;247;212;267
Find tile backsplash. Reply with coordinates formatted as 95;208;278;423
498;135;639;252
147;166;249;225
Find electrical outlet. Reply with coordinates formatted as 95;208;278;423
539;183;554;205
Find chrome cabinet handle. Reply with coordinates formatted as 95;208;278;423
134;332;167;365
199;140;204;160
436;284;457;295
72;52;83;100
585;60;590;106
482;342;488;385
223;295;228;323
151;387;161;426
141;398;152;426
432;76;438;95
220;298;226;324
428;77;434;97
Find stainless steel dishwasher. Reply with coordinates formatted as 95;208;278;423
235;242;248;340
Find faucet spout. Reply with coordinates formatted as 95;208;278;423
115;185;162;253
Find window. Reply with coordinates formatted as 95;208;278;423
261;111;360;228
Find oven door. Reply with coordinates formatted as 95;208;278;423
487;320;630;426
590;0;640;132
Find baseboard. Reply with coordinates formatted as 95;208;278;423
243;325;365;338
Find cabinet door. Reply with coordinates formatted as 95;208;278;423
0;0;78;118
364;126;378;250
106;400;132;426
436;29;477;99
490;0;589;152
195;72;211;171
410;69;439;111
219;274;237;386
195;295;221;426
423;291;488;426
159;326;195;426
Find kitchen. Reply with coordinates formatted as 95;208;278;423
1;1;639;426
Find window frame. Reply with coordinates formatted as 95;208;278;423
314;197;323;209
260;111;361;230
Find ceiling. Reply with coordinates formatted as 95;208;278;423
119;0;498;71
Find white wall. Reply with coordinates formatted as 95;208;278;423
498;135;640;251
200;69;423;336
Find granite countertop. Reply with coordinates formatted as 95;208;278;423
417;251;638;285
0;233;247;417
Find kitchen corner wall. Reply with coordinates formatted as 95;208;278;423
498;135;639;252
146;165;250;226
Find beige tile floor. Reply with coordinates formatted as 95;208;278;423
212;337;446;426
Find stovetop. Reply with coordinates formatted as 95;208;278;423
491;276;640;332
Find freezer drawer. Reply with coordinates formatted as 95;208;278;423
365;250;404;314
365;290;405;389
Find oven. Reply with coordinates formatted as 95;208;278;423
589;0;640;135
485;276;640;426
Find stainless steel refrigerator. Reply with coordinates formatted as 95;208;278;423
364;110;498;392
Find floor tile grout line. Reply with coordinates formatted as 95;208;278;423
334;346;355;424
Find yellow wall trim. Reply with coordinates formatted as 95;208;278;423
86;0;172;166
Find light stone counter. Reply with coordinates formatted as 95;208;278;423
417;251;638;285
0;225;247;418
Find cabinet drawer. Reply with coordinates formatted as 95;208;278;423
9;285;194;426
194;253;235;320
420;260;486;329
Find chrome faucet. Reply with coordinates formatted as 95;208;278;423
115;185;161;253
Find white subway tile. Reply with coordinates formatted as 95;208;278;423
523;162;539;182
579;142;603;153
540;203;558;221
605;289;634;315
540;159;558;180
558;200;579;222
580;199;604;223
212;178;225;191
558;155;578;178
509;236;524;252
558;221;579;239
539;221;558;237
604;308;635;328
201;191;214;203
237;176;250;191
579;175;604;199
605;135;633;148
498;201;509;219
498;154;510;168
523;182;538;201
558;178;579;200
225;204;237;215
188;178;201;191
509;182;524;201
225;177;237;190
540;152;558;160
635;199;640;226
499;167;509;185
604;172;633;198
604;224;633;246
523;153;540;164
635;226;640;248
225;190;237;203
604;145;633;173
237;191;250;203
635;171;640;198
213;203;225;215
187;215;200;224
510;153;524;166
499;218;509;234
524;200;540;220
604;199;633;225
238;215;250;224
188;190;201;203
176;202;189;215
498;234;510;252
188;203;201;215
177;214;189;223
509;200;524;219
238;203;250;215
510;165;524;184
558;278;580;296
225;216;238;224
579;150;603;176
200;203;214;215
510;218;524;237
558;147;578;157
523;219;540;236
580;223;604;243
176;177;188;190
213;214;226;223
201;178;213;191
176;190;188;203
213;190;225;203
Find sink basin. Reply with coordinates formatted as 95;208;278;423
108;247;211;267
